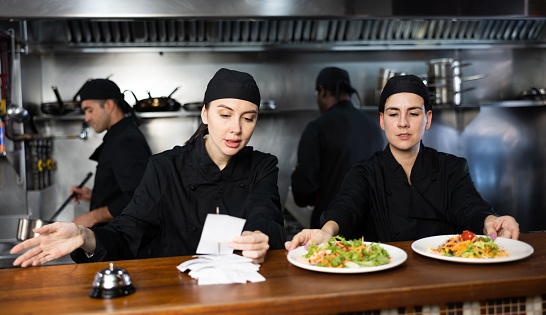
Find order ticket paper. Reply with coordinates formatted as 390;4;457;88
196;213;246;255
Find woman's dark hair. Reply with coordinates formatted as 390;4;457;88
185;103;208;144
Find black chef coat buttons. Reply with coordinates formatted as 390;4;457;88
239;183;246;188
394;231;400;236
190;226;197;232
190;184;196;191
387;190;392;196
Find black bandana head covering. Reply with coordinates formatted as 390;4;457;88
203;68;261;107
79;79;124;102
78;78;140;125
378;75;431;113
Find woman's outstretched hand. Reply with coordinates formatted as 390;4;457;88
10;222;95;267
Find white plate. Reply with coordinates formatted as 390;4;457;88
287;243;407;274
411;235;534;264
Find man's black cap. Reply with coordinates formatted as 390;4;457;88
315;67;356;93
79;79;124;101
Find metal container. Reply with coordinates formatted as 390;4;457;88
259;100;276;110
376;68;406;91
15;172;93;241
426;58;486;105
16;218;50;241
375;68;406;103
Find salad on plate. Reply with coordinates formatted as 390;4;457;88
427;231;510;259
299;236;391;268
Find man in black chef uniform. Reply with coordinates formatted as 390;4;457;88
291;67;383;228
70;79;151;227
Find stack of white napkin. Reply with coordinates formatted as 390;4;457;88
177;254;266;285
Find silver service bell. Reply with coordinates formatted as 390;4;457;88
89;262;136;299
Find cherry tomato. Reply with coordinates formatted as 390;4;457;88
461;230;475;241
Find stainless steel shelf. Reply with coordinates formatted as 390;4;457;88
33;101;544;122
33;107;320;121
479;100;546;107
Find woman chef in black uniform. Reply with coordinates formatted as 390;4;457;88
12;68;286;266
286;74;519;251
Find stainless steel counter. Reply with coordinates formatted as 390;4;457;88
0;241;75;269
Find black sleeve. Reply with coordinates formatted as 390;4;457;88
320;163;370;239
291;122;322;207
72;159;162;263
243;154;286;250
447;158;496;233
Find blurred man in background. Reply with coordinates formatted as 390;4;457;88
291;67;383;228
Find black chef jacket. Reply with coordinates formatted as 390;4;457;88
72;132;286;262
321;143;496;242
89;116;151;218
291;100;383;228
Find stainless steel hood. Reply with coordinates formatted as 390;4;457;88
0;0;545;52
0;0;544;19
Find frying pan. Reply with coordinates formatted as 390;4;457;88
16;172;93;241
41;85;83;115
182;102;203;111
132;86;181;112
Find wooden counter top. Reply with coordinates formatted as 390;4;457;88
1;232;545;314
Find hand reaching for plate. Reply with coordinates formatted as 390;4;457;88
285;229;333;251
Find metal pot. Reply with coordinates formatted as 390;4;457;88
260;100;276;110
16;172;93;241
375;68;406;103
41;85;83;115
133;86;181;112
426;58;486;105
376;68;406;91
17;218;50;241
